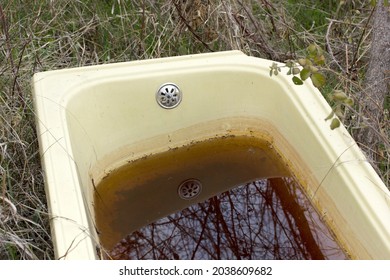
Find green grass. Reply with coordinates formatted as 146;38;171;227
0;0;388;259
286;0;338;32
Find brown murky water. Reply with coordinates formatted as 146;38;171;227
94;136;348;260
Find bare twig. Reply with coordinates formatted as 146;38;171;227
350;6;375;72
326;19;346;73
171;0;214;52
0;196;18;223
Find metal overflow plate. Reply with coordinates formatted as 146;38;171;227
156;83;182;109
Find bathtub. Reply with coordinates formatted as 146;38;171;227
32;51;390;259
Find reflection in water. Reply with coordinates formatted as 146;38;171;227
107;178;347;260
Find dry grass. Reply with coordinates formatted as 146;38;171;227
0;0;388;259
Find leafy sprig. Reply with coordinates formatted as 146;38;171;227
269;44;353;130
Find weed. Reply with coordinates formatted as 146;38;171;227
0;0;388;259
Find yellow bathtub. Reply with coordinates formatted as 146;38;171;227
32;51;390;259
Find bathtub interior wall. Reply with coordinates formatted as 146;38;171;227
64;68;299;215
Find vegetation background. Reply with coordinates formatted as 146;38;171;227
0;0;388;259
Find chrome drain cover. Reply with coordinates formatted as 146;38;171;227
156;83;182;109
178;179;202;200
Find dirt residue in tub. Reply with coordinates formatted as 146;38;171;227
94;136;347;259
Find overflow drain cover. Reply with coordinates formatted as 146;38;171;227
156;83;182;109
178;179;202;200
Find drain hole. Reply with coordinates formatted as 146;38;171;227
178;179;202;200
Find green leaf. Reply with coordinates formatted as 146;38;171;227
324;111;335;121
330;118;341;130
285;60;294;68
309;65;319;73
298;58;307;67
313;54;325;66
303;59;313;69
334;105;344;118
307;44;317;55
292;76;303;85
311;73;326;88
345;98;354;106
292;67;300;75
300;68;311;81
332;90;348;101
269;62;281;77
